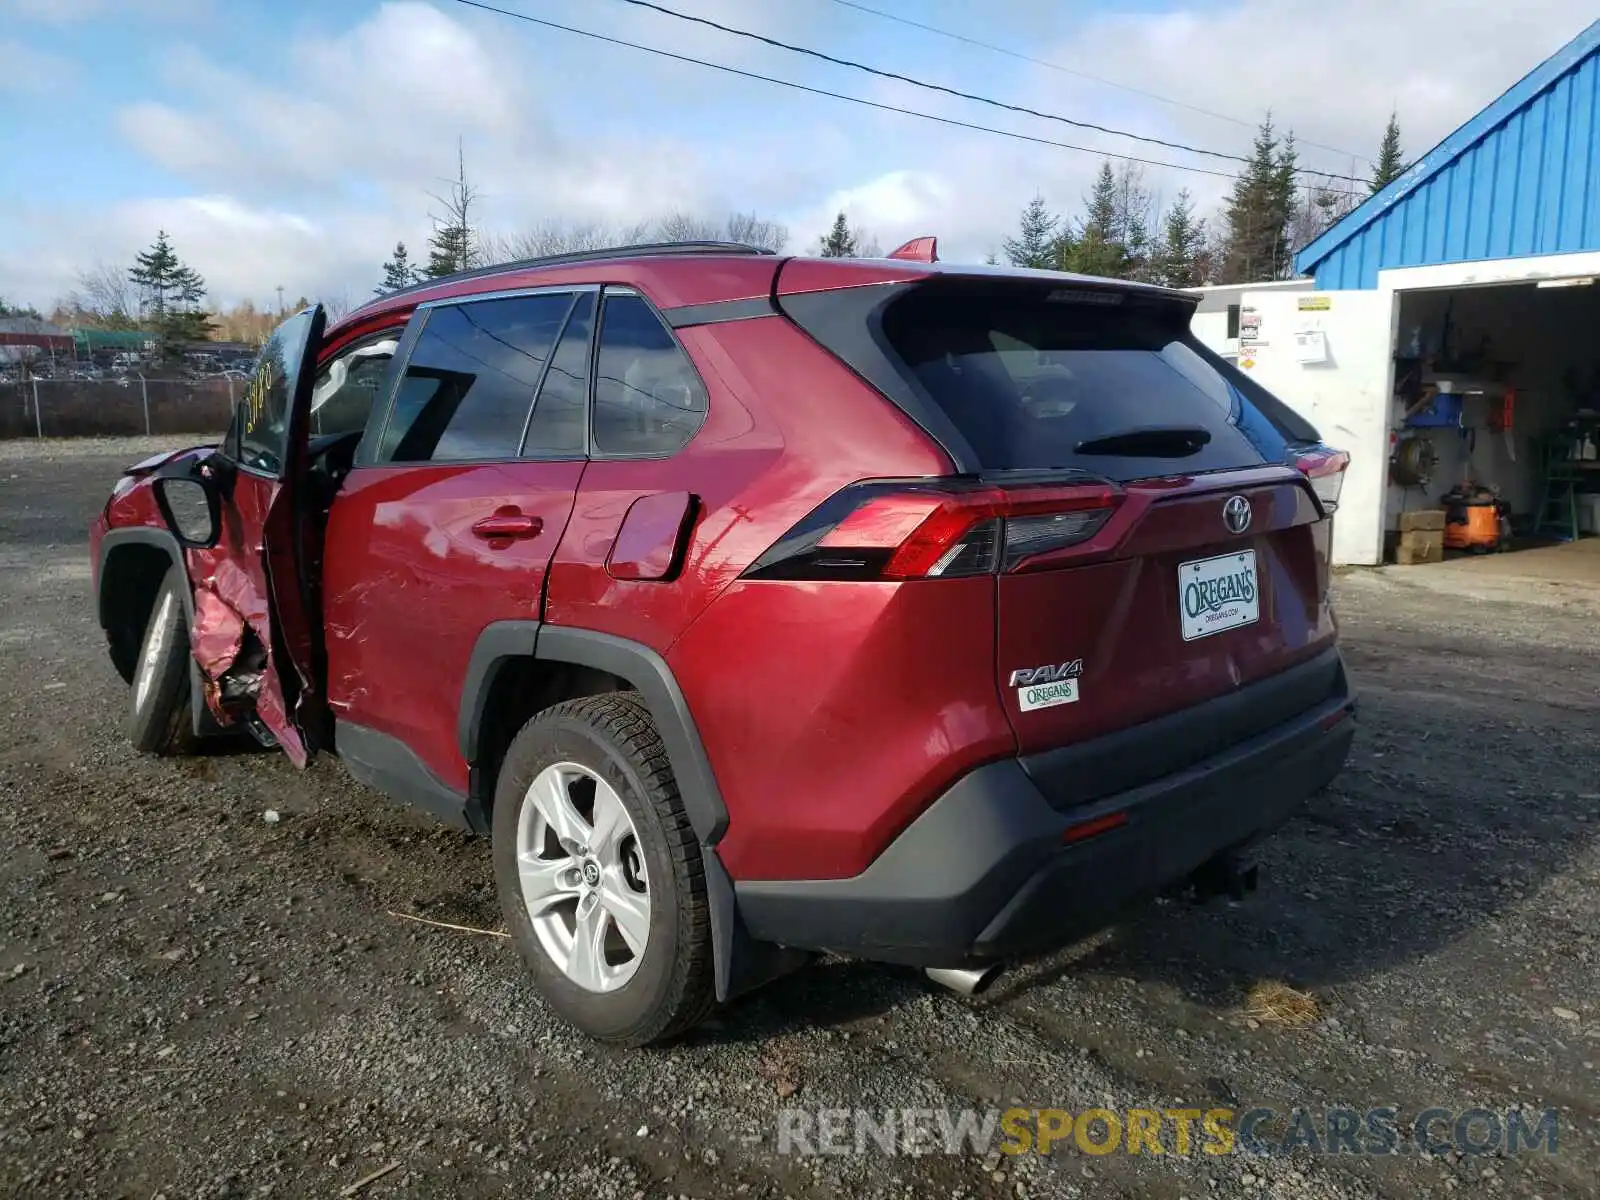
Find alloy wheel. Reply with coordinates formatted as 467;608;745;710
515;762;651;993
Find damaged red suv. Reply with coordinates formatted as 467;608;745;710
90;240;1355;1044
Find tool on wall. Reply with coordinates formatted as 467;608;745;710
1390;434;1438;489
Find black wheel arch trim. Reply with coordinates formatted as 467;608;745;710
459;622;730;847
96;526;220;740
458;623;781;1004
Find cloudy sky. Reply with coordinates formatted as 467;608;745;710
1;0;1594;311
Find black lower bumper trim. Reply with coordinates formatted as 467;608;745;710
735;656;1355;966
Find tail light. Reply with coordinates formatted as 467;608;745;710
743;480;1122;581
1291;444;1349;514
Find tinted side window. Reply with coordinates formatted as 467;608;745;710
592;292;706;456
522;292;593;458
377;293;573;463
311;339;397;438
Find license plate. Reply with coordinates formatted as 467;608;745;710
1179;550;1259;641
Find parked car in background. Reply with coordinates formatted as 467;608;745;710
91;240;1355;1044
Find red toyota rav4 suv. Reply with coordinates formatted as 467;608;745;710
91;240;1355;1045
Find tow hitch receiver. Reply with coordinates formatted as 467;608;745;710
1173;849;1259;904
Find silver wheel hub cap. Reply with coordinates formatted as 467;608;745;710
516;762;650;993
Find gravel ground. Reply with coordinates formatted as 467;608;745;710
2;436;1597;1199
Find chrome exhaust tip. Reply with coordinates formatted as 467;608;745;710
924;964;1004;997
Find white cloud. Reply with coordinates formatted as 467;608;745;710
0;35;76;93
1;0;1595;309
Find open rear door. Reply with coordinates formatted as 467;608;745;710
175;305;327;765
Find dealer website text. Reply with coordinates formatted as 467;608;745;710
776;1106;1559;1158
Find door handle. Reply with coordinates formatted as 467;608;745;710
471;510;543;540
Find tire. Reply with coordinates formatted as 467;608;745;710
128;564;198;755
492;692;715;1045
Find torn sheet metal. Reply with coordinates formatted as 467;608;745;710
186;552;307;767
191;586;246;680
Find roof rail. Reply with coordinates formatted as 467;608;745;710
371;240;776;306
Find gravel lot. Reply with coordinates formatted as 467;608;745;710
2;437;1597;1199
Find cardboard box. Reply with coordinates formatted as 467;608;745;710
1395;531;1444;565
1398;509;1446;533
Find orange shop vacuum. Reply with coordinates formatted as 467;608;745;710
1441;484;1512;553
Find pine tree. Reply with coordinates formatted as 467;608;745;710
1156;189;1206;287
1221;116;1301;283
1066;162;1127;278
424;143;478;279
128;231;185;319
378;242;417;293
818;211;859;257
1270;132;1301;278
1370;112;1404;194
1001;195;1059;269
128;230;213;352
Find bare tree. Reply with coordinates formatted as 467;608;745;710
724;211;788;252
1287;173;1358;255
320;289;354;323
653;211;722;242
480;219;655;265
66;261;138;327
479;210;789;266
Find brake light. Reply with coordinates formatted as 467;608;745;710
745;480;1121;581
1291;444;1349;514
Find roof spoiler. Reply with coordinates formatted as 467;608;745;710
887;236;938;263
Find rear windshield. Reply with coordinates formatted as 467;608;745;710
877;285;1300;479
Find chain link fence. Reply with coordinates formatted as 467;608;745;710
0;377;237;440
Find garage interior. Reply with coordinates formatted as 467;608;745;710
1386;277;1600;578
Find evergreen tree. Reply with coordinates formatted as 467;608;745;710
1156;189;1206;287
425;224;472;278
127;230;213;352
1049;227;1079;272
818;211;859;257
1221;116;1301;283
1001;195;1059;269
378;242;417;293
1066;163;1126;277
0;299;43;320
424;143;478;278
1370;112;1404;193
128;231;190;319
1269;132;1302;278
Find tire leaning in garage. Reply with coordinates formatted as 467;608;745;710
128;564;199;756
492;692;715;1045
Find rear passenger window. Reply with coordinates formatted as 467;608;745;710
522;293;593;458
592;291;706;456
377;293;573;463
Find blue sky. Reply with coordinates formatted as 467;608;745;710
2;0;1593;310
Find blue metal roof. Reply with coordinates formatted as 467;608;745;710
1295;20;1600;289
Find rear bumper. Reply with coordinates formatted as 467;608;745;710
735;649;1355;966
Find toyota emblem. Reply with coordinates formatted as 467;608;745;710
1223;495;1252;535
